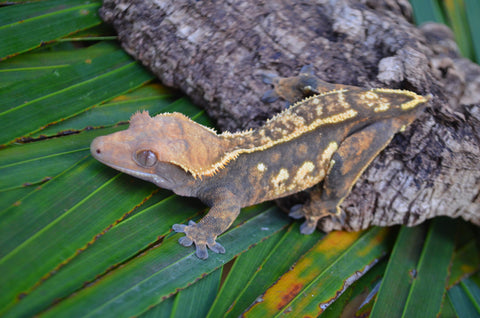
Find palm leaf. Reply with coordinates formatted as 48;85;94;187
0;1;479;317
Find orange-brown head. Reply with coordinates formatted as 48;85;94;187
90;111;230;188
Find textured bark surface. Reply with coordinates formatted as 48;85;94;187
100;0;480;230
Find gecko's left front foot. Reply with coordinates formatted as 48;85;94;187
261;65;320;107
172;220;225;259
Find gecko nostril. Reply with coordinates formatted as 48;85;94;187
96;149;101;154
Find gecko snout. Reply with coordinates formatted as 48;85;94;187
90;137;106;159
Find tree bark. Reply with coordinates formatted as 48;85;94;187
99;0;480;230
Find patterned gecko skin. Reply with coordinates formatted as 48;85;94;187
90;68;429;259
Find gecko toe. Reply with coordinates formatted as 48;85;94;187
210;243;225;254
261;89;280;103
299;219;318;235
207;237;225;254
299;64;315;75
262;73;277;85
283;101;292;109
289;204;305;219
195;244;209;259
178;236;193;247
172;224;187;233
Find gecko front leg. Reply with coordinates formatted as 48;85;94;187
173;189;241;259
262;65;356;105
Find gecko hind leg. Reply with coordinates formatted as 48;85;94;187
291;117;409;235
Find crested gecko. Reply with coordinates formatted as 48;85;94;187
90;67;429;259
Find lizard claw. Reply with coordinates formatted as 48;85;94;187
172;223;187;232
178;236;193;247
289;204;321;234
207;237;225;254
178;236;193;246
261;73;278;85
195;244;209;259
173;224;195;248
261;89;280;103
283;101;292;109
299;64;315;75
288;204;305;219
300;217;319;235
172;221;225;259
172;220;197;233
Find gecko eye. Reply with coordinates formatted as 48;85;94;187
134;150;157;167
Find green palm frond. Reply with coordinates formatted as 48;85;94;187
410;0;480;62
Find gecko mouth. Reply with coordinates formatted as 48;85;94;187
96;159;170;186
95;158;155;180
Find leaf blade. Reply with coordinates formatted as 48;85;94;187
0;57;154;145
0;157;157;311
370;224;427;318
40;207;290;318
401;218;456;317
244;227;392;317
218;223;323;318
0;0;102;59
2;195;204;318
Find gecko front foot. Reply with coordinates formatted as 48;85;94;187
172;220;225;259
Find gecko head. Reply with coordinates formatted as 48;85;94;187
90;111;228;190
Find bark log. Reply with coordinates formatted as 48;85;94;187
99;0;480;230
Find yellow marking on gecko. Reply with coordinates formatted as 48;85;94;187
287;161;317;191
298;161;315;175
374;102;390;112
337;91;351;109
271;168;290;195
323;142;339;162
257;162;267;172
316;105;324;116
360;91;380;108
272;168;289;185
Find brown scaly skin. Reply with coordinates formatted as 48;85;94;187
90;68;429;259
